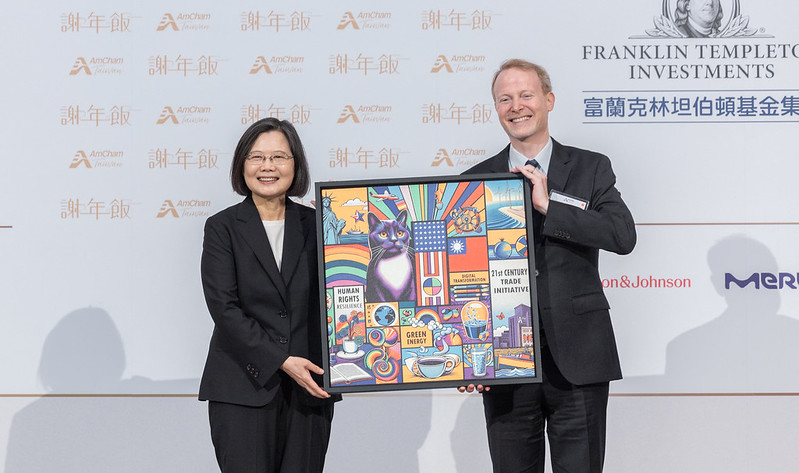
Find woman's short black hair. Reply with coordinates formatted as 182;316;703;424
230;118;310;197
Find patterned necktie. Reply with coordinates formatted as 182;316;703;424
525;159;544;174
524;159;544;248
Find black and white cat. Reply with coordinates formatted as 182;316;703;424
365;210;416;302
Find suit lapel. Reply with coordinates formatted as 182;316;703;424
280;199;307;287
236;196;288;304
491;145;512;172
546;139;572;194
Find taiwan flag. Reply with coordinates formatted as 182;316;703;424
447;237;489;272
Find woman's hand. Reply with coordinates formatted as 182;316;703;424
280;356;331;399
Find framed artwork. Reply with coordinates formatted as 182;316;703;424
316;173;542;393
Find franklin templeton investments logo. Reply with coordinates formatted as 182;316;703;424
643;0;760;39
157;199;212;218
581;0;799;81
579;0;799;123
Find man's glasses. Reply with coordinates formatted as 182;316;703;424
245;152;293;166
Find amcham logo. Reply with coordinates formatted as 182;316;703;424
70;58;91;75
157;107;179;124
157;200;179;218
431;55;453;73
431;54;486;73
431;148;486;167
336;105;392;124
249;57;273;74
157;106;211;124
70;151;91;168
432;149;453;166
249;56;304;74
336;11;392;30
337;106;359;123
69;149;125;168
157;199;212;218
337;12;358;30
69;56;124;75
157;14;179;31
157;13;212;31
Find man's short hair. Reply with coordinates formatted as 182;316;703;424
491;59;553;100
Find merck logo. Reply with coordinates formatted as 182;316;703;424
725;272;799;289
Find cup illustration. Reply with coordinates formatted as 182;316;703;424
407;354;460;379
470;347;493;377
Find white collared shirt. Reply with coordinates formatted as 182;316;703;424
507;138;553;174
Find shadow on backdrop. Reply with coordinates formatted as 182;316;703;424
450;393;493;473
4;306;214;473
618;235;799;393
325;390;432;473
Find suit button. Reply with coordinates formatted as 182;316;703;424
535;270;540;277
280;310;287;318
279;337;288;344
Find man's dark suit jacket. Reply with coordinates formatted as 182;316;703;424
199;196;335;406
464;139;636;385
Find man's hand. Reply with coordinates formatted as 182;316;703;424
512;164;549;215
457;383;490;393
280;356;331;399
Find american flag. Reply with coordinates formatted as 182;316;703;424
413;221;448;306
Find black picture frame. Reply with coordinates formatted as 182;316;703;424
316;173;542;393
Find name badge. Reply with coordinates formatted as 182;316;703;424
549;190;588;210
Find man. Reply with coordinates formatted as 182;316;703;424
459;59;636;473
675;0;723;38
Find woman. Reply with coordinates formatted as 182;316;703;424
199;118;337;473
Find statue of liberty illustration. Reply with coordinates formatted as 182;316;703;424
321;193;346;245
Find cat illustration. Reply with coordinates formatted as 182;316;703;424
321;194;346;245
365;210;416;302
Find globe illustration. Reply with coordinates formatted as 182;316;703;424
494;238;512;259
373;305;396;326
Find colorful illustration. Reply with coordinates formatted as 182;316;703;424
317;175;541;392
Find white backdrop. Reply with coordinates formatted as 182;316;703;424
2;1;799;472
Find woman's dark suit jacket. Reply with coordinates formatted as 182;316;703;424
199;196;333;407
